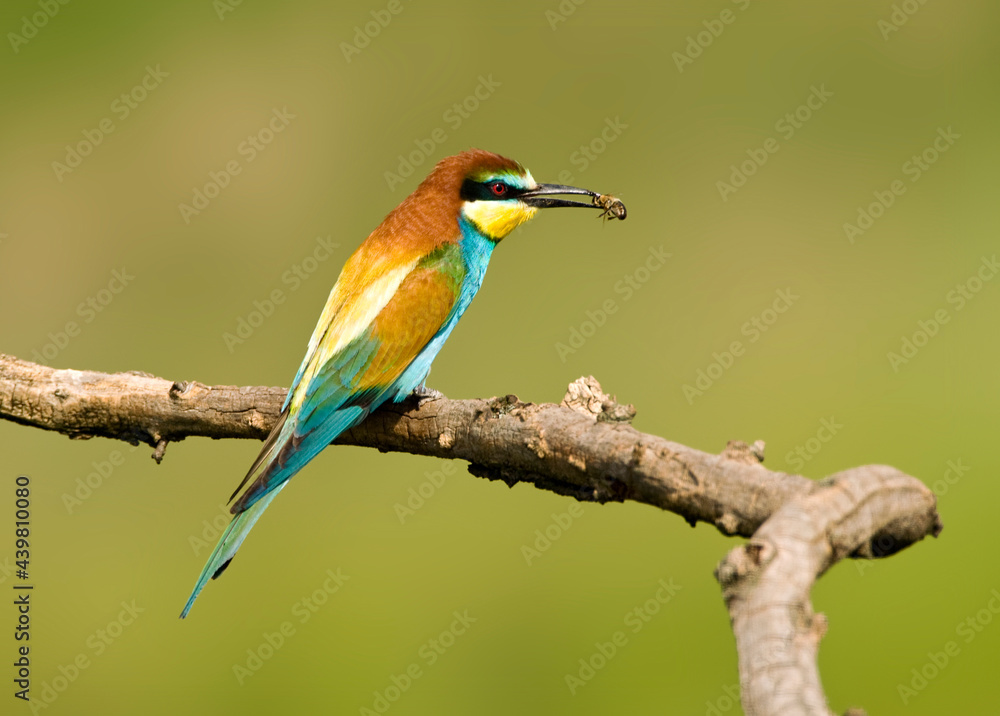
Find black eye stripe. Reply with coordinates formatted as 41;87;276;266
460;178;523;202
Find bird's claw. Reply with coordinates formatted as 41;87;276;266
412;385;445;405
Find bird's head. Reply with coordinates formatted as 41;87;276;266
415;149;623;242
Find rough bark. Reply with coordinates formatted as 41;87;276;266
715;467;940;715
0;353;942;715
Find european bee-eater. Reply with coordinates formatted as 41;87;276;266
181;148;625;617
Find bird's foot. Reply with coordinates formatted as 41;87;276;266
411;385;445;405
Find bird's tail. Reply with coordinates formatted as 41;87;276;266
179;484;285;619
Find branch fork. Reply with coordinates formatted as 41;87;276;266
0;353;941;715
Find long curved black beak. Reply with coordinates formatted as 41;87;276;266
519;183;600;209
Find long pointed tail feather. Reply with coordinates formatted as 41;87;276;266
179;485;285;618
180;381;375;617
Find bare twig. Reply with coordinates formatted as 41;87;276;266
0;353;942;714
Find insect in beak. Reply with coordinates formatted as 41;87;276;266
592;194;627;221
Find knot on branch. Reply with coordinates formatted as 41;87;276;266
561;375;635;423
152;438;169;464
487;393;523;418
722;439;766;464
169;380;210;400
715;539;775;592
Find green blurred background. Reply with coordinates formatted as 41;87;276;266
1;0;998;713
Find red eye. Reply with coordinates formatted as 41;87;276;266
491;182;507;196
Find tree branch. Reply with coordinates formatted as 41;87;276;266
715;466;940;715
0;353;942;714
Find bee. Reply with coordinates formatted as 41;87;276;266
593;193;627;221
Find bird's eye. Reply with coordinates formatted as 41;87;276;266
491;182;507;197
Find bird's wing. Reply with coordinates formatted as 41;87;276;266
283;238;424;412
226;245;418;505
230;243;465;513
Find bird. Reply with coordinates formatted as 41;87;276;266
180;148;626;617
